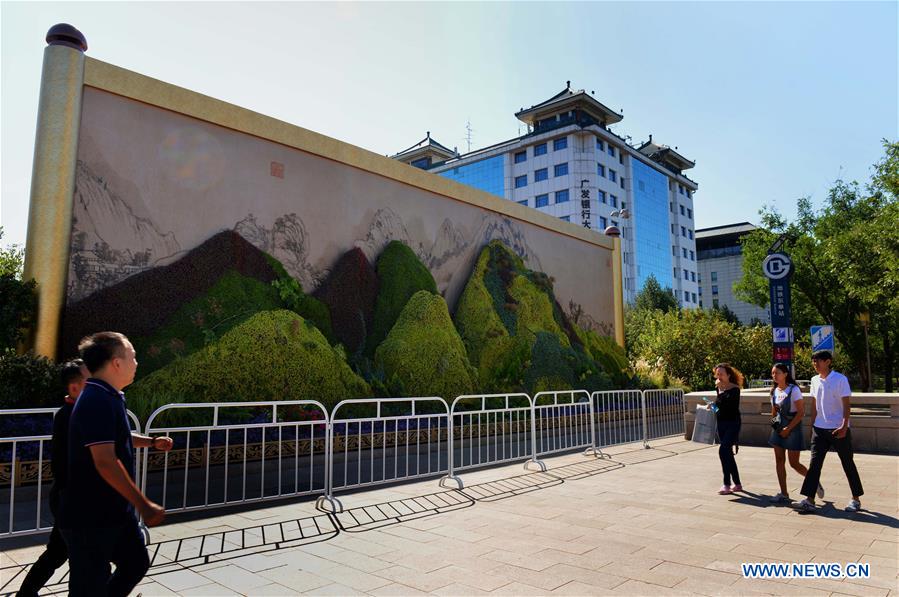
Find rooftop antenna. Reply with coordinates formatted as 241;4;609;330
465;119;474;153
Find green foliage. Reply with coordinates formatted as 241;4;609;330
0;349;61;409
0;275;36;350
272;276;334;344
133;270;284;378
127;310;370;420
375;291;477;399
367;241;437;355
454;241;615;393
628;308;773;391
633;274;678;313
736;140;899;390
0;228;25;278
576;327;630;388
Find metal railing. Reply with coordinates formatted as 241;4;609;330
1;388;687;538
533;390;597;457
141;401;329;515
318;397;447;512
592;390;646;450
440;393;541;489
643;389;685;442
1;407;141;539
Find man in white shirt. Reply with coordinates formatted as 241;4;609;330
797;350;864;513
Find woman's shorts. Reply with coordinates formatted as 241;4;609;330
768;423;804;451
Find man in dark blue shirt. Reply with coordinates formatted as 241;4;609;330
61;332;170;597
16;360;88;597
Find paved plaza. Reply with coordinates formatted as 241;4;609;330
2;438;896;596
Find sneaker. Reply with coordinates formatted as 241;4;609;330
796;498;816;514
844;499;861;512
816;484;825;499
718;485;733;495
731;484;743;492
769;493;790;503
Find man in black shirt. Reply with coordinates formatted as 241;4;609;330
16;360;88;597
61;332;170;597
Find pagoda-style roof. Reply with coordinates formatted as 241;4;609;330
637;137;695;173
391;132;457;168
515;82;623;128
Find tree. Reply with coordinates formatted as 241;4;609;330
736;140;899;390
633;274;678;313
0;228;36;349
0;227;24;278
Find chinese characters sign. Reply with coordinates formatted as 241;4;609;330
581;189;591;228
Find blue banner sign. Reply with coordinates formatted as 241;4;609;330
811;325;835;352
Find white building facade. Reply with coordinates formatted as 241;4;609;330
392;84;699;306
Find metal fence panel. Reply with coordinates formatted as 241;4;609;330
141;401;328;515
1;407;141;538
643;389;685;441
592;390;646;449
320;397;448;512
533;390;597;457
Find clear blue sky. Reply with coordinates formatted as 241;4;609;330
2;1;896;247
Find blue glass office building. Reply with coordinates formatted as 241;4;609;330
438;155;504;197
632;159;673;292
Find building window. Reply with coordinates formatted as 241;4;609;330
692;292;697;303
679;184;684;195
560;215;570;222
534;168;548;182
597;164;605;177
609;169;617;183
619;153;624;165
554;163;568;177
691;271;696;282
682;248;688;258
535;193;549;208
684;270;689;281
711;272;718;282
672;246;677;256
514;151;526;164
598;190;606;203
713;298;719;308
681;226;686;237
687;190;693;199
515;175;527;188
534;143;547;156
688;230;694;240
699;300;703;307
610;194;618;208
621;201;627;209
674;267;678;278
712;285;719;295
687;208;692;219
411;157;431;169
690;250;695;261
608;146;616;157
669;202;674;212
698;286;703;295
553;137;568;151
671;224;675;234
517;199;529;206
600;216;608;228
679;205;685;216
596;139;604;151
555;189;569;203
620;178;625;189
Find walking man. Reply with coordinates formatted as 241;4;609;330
60;332;169;596
16;360;88;597
797;350;864;513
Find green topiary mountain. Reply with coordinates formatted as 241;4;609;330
365;241;437;355
454;240;612;393
127;309;370;420
374;290;477;399
575;327;630;388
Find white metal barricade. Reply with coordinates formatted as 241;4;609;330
141;400;329;515
532;390;598;457
642;389;685;443
1;407;141;538
440;393;541;489
317;397;448;513
591;390;646;450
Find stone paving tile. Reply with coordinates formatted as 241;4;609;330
367;582;430;596
196;564;273;593
132;580;181;596
306;583;367;596
257;565;332;592
150;569;213;592
371;564;455;593
488;581;555;595
430;582;495;596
